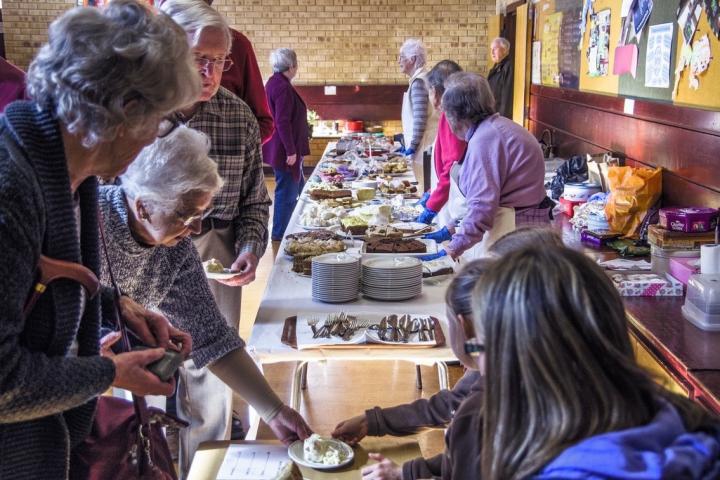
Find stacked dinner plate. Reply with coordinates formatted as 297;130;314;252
311;253;360;303
361;256;423;301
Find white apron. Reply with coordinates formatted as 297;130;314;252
445;162;516;262
402;68;438;188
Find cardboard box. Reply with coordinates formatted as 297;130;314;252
648;224;716;249
610;272;684;297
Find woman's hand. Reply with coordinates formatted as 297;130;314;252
331;414;368;445
118;296;192;358
361;453;402;480
111;348;176;396
267;405;314;445
286;154;298;166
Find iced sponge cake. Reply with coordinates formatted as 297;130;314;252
303;434;346;465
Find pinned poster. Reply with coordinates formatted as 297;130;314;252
613;44;638;77
645;23;674;88
542;12;563;85
678;0;703;45
704;0;720;39
588;9;611;77
689;34;712;89
633;0;653;35
532;41;542;84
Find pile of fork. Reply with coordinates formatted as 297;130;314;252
307;312;371;341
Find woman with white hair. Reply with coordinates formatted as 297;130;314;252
398;38;437;186
421;72;549;262
99;124;313;477
0;1;197;477
263;47;310;240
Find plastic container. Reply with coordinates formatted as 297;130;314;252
558;197;585;218
563;182;602;202
650;244;700;276
683;274;720;331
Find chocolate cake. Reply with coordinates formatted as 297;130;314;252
309;188;352;200
365;238;427;254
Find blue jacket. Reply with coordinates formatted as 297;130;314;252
534;400;720;479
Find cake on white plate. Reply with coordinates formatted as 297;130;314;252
303;434;346;465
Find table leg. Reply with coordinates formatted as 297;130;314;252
436;361;449;391
290;361;309;411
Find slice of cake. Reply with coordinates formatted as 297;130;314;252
341;216;369;235
365;238;427;254
366;225;404;238
356;188;375;201
204;258;225;273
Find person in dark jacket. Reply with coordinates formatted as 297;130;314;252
262;48;310;241
487;37;513;119
473;246;720;480
0;1;197;478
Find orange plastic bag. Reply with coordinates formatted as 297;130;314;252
605;166;662;237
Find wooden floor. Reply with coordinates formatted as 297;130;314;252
233;178;463;459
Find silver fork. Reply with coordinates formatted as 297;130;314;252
307;317;320;338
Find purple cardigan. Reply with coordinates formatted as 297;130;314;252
262;72;309;181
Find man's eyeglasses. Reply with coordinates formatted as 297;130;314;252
194;56;234;73
464;339;485;356
157;114;182;138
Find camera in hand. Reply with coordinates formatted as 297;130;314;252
132;346;184;382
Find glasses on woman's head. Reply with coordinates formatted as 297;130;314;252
464;338;485;356
194;55;234;73
157;114;182;138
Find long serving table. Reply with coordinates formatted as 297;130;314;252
247;142;457;419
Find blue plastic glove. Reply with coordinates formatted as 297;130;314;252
404;148;416;157
419;249;448;262
416;207;437;224
422;226;452;243
395;146;406;155
415;191;431;207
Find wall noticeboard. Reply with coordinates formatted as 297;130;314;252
532;0;720;110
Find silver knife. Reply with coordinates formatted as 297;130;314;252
427;317;435;341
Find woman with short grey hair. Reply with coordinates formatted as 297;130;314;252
264;47;310;240
0;1;198;477
421;72;548;262
101;123;312;477
398;38;437;186
270;48;298;73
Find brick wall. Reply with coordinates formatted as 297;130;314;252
4;0;493;82
2;0;75;69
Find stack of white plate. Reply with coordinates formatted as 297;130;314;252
361;256;423;301
311;253;360;303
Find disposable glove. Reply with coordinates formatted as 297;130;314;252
415;191;430;207
419;249;448;262
422;226;452;243
416;207;437;224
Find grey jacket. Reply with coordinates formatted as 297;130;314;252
0;101;115;479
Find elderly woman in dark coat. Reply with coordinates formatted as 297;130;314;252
0;1;198;477
262;48;310;240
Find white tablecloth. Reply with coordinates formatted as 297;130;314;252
248;142;458;367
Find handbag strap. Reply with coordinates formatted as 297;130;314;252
96;212;153;428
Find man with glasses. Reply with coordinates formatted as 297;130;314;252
199;0;275;144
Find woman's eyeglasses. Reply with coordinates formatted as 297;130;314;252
174;210;205;227
464;339;485;356
194;56;234;73
157;114;182;139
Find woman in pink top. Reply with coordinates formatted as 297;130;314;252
416;60;467;224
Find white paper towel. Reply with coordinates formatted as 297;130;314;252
700;244;720;274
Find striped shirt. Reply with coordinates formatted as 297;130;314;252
409;76;430;151
184;87;271;258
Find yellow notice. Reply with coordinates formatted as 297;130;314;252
542;12;563;85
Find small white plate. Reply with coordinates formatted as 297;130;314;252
288;439;354;470
202;261;238;281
